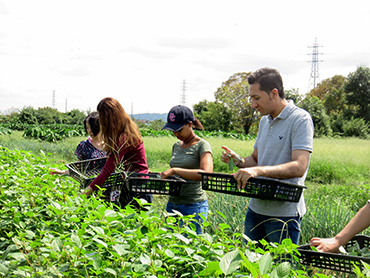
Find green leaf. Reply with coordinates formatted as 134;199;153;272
270;262;290;278
89;225;105;236
104;209;117;218
9;252;24;260
104;268;117;275
199;261;221;277
51;238;62;252
165;249;175;258
25;230;35;239
93;257;102;270
70;215;81;222
92;238;107;248
173;233;190;244
185;247;195;256
0;263;9;274
140;253;151;265
216;211;227;220
71;234;82;248
259;252;273;275
113;244;129;256
219;249;241;275
240;251;258;278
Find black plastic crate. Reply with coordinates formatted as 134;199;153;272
66;158;185;197
127;173;184;196
298;235;370;273
66;157;108;187
65;157;129;204
200;172;306;202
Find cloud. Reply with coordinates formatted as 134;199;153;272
51;65;92;77
122;46;177;60
157;37;234;51
0;2;9;15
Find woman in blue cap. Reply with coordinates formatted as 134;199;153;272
160;105;213;234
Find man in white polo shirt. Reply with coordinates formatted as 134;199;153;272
222;67;314;245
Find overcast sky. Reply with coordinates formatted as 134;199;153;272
1;0;369;115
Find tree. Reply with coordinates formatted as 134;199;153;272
285;88;305;105
36;107;63;124
345;66;370;122
65;109;87;125
16;106;38;124
300;96;332;137
214;72;256;134
150;119;166;130
193;100;232;132
309;75;347;115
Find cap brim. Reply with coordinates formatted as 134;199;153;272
161;122;184;132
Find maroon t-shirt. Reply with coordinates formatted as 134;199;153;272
89;138;148;191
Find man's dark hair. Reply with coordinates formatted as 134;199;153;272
248;67;285;99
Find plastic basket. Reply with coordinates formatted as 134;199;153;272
200;172;306;202
298;235;370;273
66;158;185;197
66;157;108;187
127;173;184;196
65;157;130;204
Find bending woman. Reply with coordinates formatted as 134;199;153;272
49;112;105;175
80;97;152;207
160;105;213;234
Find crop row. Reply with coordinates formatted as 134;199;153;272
0;123;255;142
0;146;327;277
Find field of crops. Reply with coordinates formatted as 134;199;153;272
1;128;370;277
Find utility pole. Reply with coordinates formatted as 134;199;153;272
65;98;68;113
307;37;323;91
52;90;56;109
180;80;187;106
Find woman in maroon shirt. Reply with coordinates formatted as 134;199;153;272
80;97;152;207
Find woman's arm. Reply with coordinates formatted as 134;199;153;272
49;168;69;175
160;152;213;181
310;202;370;253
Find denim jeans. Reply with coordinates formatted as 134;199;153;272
166;200;208;234
244;208;301;245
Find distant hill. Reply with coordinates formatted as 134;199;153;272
132;113;167;122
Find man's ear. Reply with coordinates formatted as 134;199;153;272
271;88;279;99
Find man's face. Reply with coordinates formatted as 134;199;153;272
249;83;274;116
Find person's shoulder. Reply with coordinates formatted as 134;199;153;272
76;139;89;148
198;138;210;145
197;138;212;152
288;103;312;120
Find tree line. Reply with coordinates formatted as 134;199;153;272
193;66;370;138
1;66;369;139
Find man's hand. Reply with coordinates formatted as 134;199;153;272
234;167;260;189
221;146;242;164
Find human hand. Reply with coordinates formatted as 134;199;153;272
234;167;259;189
221;146;242;164
309;237;341;253
160;168;175;179
49;168;67;175
79;186;94;196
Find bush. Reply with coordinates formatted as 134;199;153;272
343;117;369;138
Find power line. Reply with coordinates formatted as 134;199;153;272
307;38;323;91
